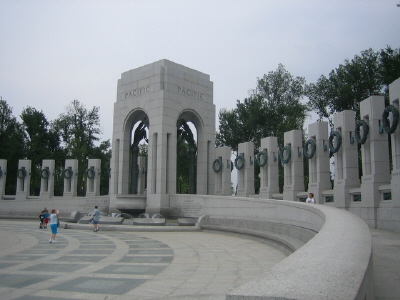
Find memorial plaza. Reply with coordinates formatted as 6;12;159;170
0;219;398;300
2;60;400;298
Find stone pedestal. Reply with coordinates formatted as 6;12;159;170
259;137;279;199
0;159;7;200
16;160;31;201
40;159;55;199
359;96;390;227
236;142;254;197
390;78;400;209
333;110;359;209
86;159;101;197
214;146;232;196
390;78;400;232
307;121;331;204
63;159;78;197
282;130;304;201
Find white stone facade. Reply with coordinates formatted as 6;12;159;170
109;59;215;216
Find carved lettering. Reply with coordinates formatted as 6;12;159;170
124;85;150;99
178;86;205;100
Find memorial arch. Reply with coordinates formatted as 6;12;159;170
109;60;216;216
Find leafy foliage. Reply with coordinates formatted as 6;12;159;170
216;64;309;193
306;47;400;127
0;100;26;194
52;100;104;196
217;64;309;151
20;107;62;195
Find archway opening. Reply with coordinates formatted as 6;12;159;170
177;119;197;194
130;118;148;194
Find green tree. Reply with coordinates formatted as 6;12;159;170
176;135;190;194
306;47;400;127
216;64;309;192
52;100;104;196
217;64;309;150
378;46;400;100
20;107;62;195
0;99;26;194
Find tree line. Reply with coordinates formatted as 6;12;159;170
216;46;400;192
0;99;111;196
1;46;399;195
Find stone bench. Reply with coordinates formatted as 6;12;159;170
177;218;196;226
132;218;166;226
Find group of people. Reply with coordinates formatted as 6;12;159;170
39;205;101;243
39;207;60;243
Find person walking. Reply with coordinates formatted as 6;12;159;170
91;206;100;232
49;209;59;243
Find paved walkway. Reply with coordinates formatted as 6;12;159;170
371;229;400;300
0;220;287;300
0;220;399;300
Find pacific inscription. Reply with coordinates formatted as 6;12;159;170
124;85;150;99
178;86;205;100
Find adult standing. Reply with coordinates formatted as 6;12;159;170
49;209;59;243
306;193;316;204
91;206;100;232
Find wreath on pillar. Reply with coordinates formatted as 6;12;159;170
329;131;342;156
355;120;369;145
17;168;27;179
41;168;50;179
279;146;291;164
234;155;245;170
212;158;223;173
382;105;399;134
86;167;95;179
303;139;316;159
63;168;73;179
255;151;268;167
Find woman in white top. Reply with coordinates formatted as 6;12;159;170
306;193;316;204
49;209;59;243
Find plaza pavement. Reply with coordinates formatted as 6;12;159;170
0;220;399;300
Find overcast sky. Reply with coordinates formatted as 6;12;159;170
1;0;399;143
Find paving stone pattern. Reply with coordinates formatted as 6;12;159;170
0;220;287;300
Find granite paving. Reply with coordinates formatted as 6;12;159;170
0;220;287;300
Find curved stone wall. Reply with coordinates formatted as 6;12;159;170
170;195;374;299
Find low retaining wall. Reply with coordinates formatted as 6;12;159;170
0;196;110;219
170;195;374;300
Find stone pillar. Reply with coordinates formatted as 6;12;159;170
40;159;55;199
63;159;78;197
86;159;101;197
359;96;391;227
259;136;279;199
137;156;147;195
389;78;400;210
0;159;7;200
283;130;304;201
16;160;31;201
333;110;359;209
214;146;232;196
236;142;254;197
307;121;331;204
